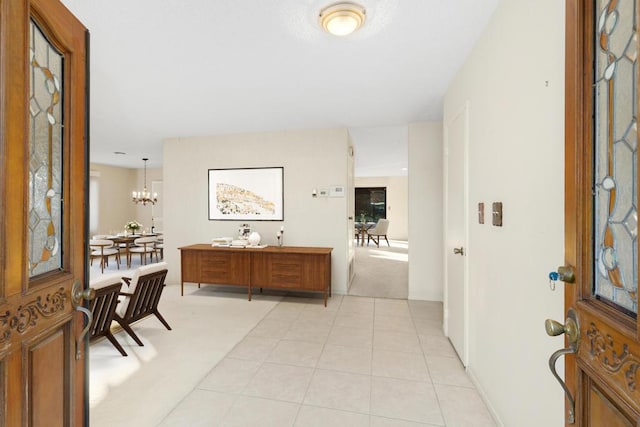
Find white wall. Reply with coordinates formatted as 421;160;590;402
408;122;443;301
163;128;350;294
354;176;408;240
350;125;408;177
443;1;565;426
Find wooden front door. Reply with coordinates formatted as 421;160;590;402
563;0;640;424
1;0;88;425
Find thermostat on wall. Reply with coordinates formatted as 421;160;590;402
329;185;345;197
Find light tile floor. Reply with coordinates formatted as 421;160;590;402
88;256;495;426
151;294;497;426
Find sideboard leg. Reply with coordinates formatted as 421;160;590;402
248;285;252;301
181;281;184;296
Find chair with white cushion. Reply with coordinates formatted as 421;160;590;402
128;236;157;266
114;262;171;347
88;274;128;356
154;241;164;261
366;219;390;247
89;239;120;273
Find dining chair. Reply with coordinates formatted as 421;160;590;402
154;240;164;261
89;239;121;273
128;236;158;265
366;219;390;247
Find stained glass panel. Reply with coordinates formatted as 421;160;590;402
28;20;63;277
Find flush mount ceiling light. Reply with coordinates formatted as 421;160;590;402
319;2;366;36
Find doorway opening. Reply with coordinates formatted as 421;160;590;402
349;180;408;300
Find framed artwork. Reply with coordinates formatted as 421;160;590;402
208;167;284;221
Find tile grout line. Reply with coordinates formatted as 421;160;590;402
170;295;286;425
410;299;447;426
291;294;342;425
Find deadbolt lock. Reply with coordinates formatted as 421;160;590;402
557;266;576;283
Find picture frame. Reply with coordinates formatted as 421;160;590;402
208;167;284;221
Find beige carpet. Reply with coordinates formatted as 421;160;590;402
348;240;408;299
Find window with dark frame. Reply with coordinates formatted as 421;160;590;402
355;187;386;223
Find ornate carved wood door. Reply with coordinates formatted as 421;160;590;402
563;0;640;424
0;0;88;424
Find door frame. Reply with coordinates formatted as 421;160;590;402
443;101;470;365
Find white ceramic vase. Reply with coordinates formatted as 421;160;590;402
247;231;261;246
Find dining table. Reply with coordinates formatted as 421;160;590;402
106;233;157;268
354;222;375;246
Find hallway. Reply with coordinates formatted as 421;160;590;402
349;240;409;299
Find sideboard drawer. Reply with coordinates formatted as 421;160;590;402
200;252;250;285
252;253;329;291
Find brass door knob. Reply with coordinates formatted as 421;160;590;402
71;280;96;306
545;308;580;424
545;308;580;349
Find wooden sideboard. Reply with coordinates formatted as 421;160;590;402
178;244;333;305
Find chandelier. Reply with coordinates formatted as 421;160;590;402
132;158;157;205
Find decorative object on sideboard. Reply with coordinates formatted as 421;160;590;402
238;223;251;239
212;237;233;247
132;158;158;205
248;231;261;246
276;226;284;247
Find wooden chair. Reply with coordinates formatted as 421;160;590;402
128;236;157;266
89;238;121;273
154;233;164;260
154;241;164;260
88;274;128;356
114;262;171;347
366;218;390;247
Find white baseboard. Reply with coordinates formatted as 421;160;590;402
466;366;504;427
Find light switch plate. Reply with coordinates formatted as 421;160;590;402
492;202;503;226
329;185;345;197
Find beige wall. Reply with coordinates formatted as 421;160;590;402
408;122;443;301
443;0;565;425
89;163;137;236
354;176;408;240
89;163;163;236
163;128;350;293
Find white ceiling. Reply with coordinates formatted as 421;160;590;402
60;0;499;172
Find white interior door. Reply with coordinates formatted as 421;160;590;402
347;144;356;287
444;102;469;365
